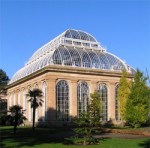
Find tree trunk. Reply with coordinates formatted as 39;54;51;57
14;114;18;134
32;107;36;131
14;124;17;134
83;136;86;146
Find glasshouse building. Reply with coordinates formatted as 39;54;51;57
7;29;135;125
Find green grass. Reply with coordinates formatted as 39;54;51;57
1;137;149;148
0;126;150;148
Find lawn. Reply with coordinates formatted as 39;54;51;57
0;126;149;148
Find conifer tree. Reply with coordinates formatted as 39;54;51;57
125;69;150;128
89;91;102;126
73;91;101;145
118;69;131;122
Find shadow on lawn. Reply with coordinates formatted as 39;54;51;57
1;107;97;148
1;123;111;148
1;136;110;148
138;139;150;148
1;137;64;148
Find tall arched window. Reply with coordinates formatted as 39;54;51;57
56;80;69;121
42;82;47;121
28;87;32;122
18;91;21;105
98;83;108;121
9;95;12;107
34;85;39;122
115;84;120;120
77;81;89;116
14;93;16;105
23;89;26;116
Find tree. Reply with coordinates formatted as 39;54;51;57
89;91;102;127
0;69;9;93
8;105;26;134
26;88;43;131
0;69;9;125
0;99;7;125
73;91;101;146
118;70;131;122
125;69;150;128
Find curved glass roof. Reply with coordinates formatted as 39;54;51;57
64;29;97;42
9;29;135;84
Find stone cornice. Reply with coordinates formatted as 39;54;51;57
7;65;134;89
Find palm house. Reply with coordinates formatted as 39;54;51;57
7;29;135;125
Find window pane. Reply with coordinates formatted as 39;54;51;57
56;80;69;121
77;81;89;116
98;83;108;121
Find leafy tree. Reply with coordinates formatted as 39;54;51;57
0;99;7;125
118;70;131;122
0;69;9;125
8;105;26;134
73;91;101;145
125;69;150;128
0;69;9;93
26;88;43;131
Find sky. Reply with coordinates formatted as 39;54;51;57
0;0;150;80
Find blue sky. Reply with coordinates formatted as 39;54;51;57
0;0;150;79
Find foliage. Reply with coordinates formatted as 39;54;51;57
8;105;26;134
26;88;43;131
73;91;101;145
89;91;102;126
125;69;150;128
118;69;131;121
0;69;9;125
0;69;9;93
0;99;7;125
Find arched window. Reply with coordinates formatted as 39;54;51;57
98;83;108;121
115;84;120;120
77;81;89;116
56;80;69;121
34;85;39;122
23;89;26;116
42;82;47;121
14;93;16;105
18;91;21;105
9;95;12;107
28;87;32;122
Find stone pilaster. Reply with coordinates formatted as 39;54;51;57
108;82;116;121
70;80;78;117
46;79;56;121
90;80;98;93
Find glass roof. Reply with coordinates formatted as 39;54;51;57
64;29;97;42
9;29;135;84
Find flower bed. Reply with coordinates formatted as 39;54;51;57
102;128;150;136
